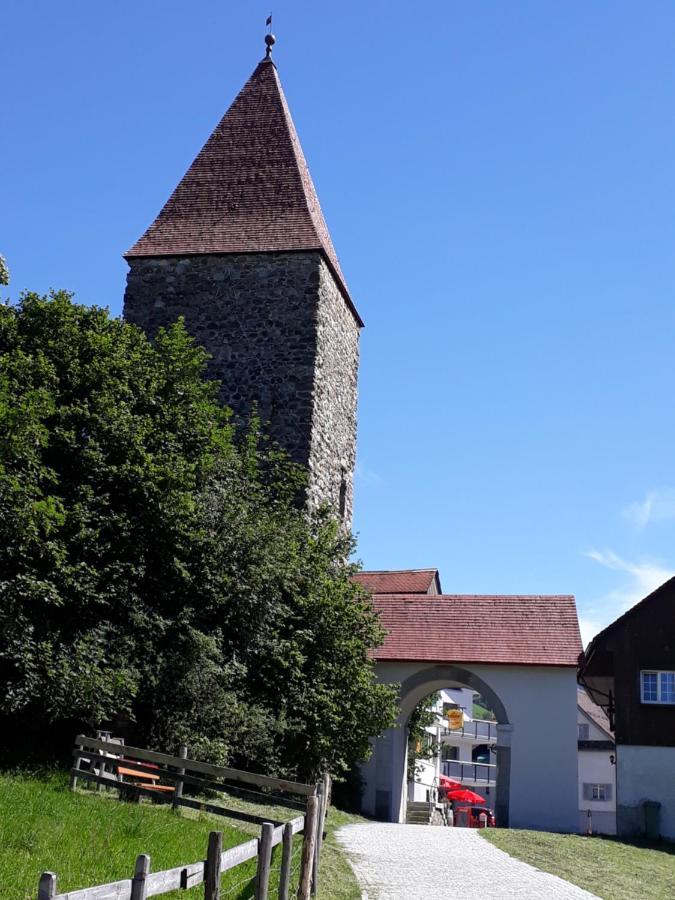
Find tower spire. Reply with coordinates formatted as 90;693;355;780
125;57;360;324
123;50;362;525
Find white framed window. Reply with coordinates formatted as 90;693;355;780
640;670;675;704
578;723;590;740
583;783;612;801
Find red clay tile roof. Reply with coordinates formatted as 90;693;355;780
371;594;582;666
354;570;441;595
126;59;362;326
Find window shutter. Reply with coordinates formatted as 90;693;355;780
582;783;592;801
604;784;613;801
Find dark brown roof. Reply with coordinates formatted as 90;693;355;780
583;575;675;658
577;687;613;737
353;569;441;595
371;594;582;666
126;59;362;326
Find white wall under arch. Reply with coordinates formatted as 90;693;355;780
360;661;578;832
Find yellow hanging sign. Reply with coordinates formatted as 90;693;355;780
446;709;464;730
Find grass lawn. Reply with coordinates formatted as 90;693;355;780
481;828;675;900
0;771;362;900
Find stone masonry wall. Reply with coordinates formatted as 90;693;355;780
308;259;360;525
123;251;359;525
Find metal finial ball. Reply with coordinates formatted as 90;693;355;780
265;33;276;47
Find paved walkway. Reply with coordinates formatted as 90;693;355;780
336;824;600;900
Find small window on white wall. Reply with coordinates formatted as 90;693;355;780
583;783;612;802
641;671;675;704
578;723;590;740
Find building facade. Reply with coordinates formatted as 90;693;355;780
580;576;675;839
123;52;361;525
354;569;582;831
577;687;616;834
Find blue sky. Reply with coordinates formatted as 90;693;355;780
4;1;675;644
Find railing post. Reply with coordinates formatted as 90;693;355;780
312;772;331;896
70;743;83;791
37;872;57;900
173;744;188;810
131;854;150;900
297;794;319;900
310;781;324;896
255;822;274;900
278;821;293;900
204;831;222;900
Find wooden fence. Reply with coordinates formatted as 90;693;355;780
37;735;331;900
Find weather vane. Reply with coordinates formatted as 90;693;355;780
264;14;275;59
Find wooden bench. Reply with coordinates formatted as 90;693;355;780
117;765;160;781
129;783;175;793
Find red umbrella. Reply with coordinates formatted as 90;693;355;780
439;776;462;790
446;788;485;804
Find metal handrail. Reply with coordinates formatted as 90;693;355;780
439;720;498;742
441;760;497;784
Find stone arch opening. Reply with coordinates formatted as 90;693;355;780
394;665;512;826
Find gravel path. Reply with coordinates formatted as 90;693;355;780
336;824;600;900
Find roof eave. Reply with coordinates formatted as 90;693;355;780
371;656;580;668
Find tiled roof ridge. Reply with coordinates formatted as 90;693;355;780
125;59;362;326
267;63;353;308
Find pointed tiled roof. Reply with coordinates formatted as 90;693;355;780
126;59;361;326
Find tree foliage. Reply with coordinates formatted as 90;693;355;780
0;291;398;778
407;692;441;781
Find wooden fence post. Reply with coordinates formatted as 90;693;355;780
313;773;331;896
310;781;325;897
255;821;274;900
70;743;83;791
131;854;150;900
204;831;223;900
173;744;188;810
37;872;57;900
277;821;293;900
297;794;319;900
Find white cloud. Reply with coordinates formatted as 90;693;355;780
623;488;675;530
580;548;675;646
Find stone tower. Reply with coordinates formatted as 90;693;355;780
123;51;362;525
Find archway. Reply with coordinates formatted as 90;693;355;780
398;665;511;827
356;586;581;831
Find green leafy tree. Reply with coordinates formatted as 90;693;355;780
0;290;398;778
0;255;8;286
407;692;441;781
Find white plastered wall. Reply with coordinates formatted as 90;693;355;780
617;745;675;839
577;707;616;834
360;661;579;832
